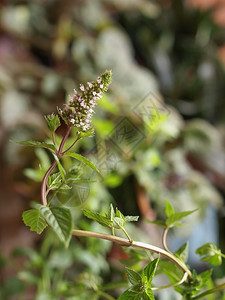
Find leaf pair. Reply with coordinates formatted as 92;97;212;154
22;205;72;247
118;257;159;300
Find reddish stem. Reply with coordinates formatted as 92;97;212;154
41;126;71;206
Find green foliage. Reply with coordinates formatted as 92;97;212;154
14;140;56;152
196;243;223;266
64;152;100;175
118;257;159;300
44;113;61;132
22;209;47;234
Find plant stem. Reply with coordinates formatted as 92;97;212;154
72;229;192;278
191;282;225;299
162;227;170;252
41;126;71;206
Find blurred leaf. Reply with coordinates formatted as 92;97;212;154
22;209;47;234
83;209;112;228
196;243;222;266
65;152;100;175
175;242;189;263
166;209;197;228
44;114;61;132
165;200;175;218
125;268;142;285
13;140;56;152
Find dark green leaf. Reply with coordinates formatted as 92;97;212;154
143;257;159;286
44;114;61;132
117;289;143;300
143;290;155;300
166;209;197;228
13;140;56;152
165;201;174;217
40;206;72;247
52;153;66;181
196;243;222;266
83;209;112;228
65;152;100;175
125;268;142;285
22;209;47;234
175;242;189;263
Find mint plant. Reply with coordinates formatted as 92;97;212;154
16;70;225;299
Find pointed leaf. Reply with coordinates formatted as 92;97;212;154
117;289;143;300
83;209;112;228
125;268;142;285
125;216;139;222
175;242;189;263
64;152;100;175
145;219;165;228
13;140;56;152
143;257;160;286
196;243;222;266
44;114;60;132
166;209;197;228
143;290;155;300
52;153;66;181
40;206;72;247
165;201;174;217
22;209;47;234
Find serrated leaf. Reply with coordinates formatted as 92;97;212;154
165;201;174;217
44;114;60;132
125;216;139;222
143;290;155;300
39;206;72;247
143;257;159;286
113;217;125;229
196;243;222;266
145;219;165;228
13;140;56;152
83;209;112;228
117;288;143;300
166;209;197;228
22;209;47;234
125;268;142;285
64;152;100;175
175;242;189;263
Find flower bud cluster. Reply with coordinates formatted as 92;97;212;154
58;70;112;131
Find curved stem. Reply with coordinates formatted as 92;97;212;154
162;227;170;252
72;229;192;278
151;272;188;291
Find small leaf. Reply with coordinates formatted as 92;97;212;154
78;128;95;138
196;243;222;266
175;242;189;263
22;209;47;234
143;257;160;286
52;153;66;181
13;140;56;152
44;114;60;132
40;206;72;247
165;201;174;217
83;209;112;228
125;268;142;285
166;209;197;228
65;152;100;175
125;216;139;222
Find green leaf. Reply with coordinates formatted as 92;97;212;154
196;243;222;266
13;140;56;152
52;153;66;181
125;216;139;222
166;209;197;228
143;289;155;300
44;114;61;132
78;128;95;138
165;201;174;217
125;268;142;285
22;209;47;234
175;242;189;263
65;152;100;175
143;257;159;286
39;206;72;247
117;289;143;300
83;209;112;228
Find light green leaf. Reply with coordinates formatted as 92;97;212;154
39;206;72;247
145;219;165;228
44;114;60;132
52;153;66;181
143;290;155;300
22;209;47;234
143;257;160;286
65;152;100;175
196;243;222;266
175;242;189;263
125;268;142;285
166;209;197;228
165;201;174;218
13;140;56;152
125;216;139;222
83;209;112;228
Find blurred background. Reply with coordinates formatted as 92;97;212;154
0;0;224;299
